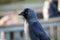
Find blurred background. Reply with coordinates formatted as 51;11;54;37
0;0;60;40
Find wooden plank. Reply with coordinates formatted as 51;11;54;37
5;32;10;40
0;31;5;40
57;25;60;40
0;25;24;32
49;25;54;40
39;17;60;23
14;31;21;40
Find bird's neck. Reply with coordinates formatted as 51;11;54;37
27;18;38;24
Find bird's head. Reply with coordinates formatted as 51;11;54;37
19;8;37;21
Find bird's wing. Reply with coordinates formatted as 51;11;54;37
29;21;50;40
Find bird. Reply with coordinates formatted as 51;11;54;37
19;8;50;40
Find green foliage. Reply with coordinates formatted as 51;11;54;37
0;0;11;4
0;0;45;5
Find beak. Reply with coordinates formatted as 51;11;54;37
19;12;24;15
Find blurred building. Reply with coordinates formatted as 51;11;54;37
0;0;60;40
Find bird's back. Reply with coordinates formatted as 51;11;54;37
28;21;50;40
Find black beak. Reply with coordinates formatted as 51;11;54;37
19;12;24;15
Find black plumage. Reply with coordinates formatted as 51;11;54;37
19;8;50;40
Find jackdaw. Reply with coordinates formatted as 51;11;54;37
19;8;50;40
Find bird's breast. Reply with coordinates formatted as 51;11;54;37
24;21;31;40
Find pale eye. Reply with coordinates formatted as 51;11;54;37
25;11;28;15
26;12;27;13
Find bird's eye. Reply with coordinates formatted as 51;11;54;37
26;12;27;14
25;11;28;15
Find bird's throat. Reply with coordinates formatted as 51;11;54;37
27;18;38;24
